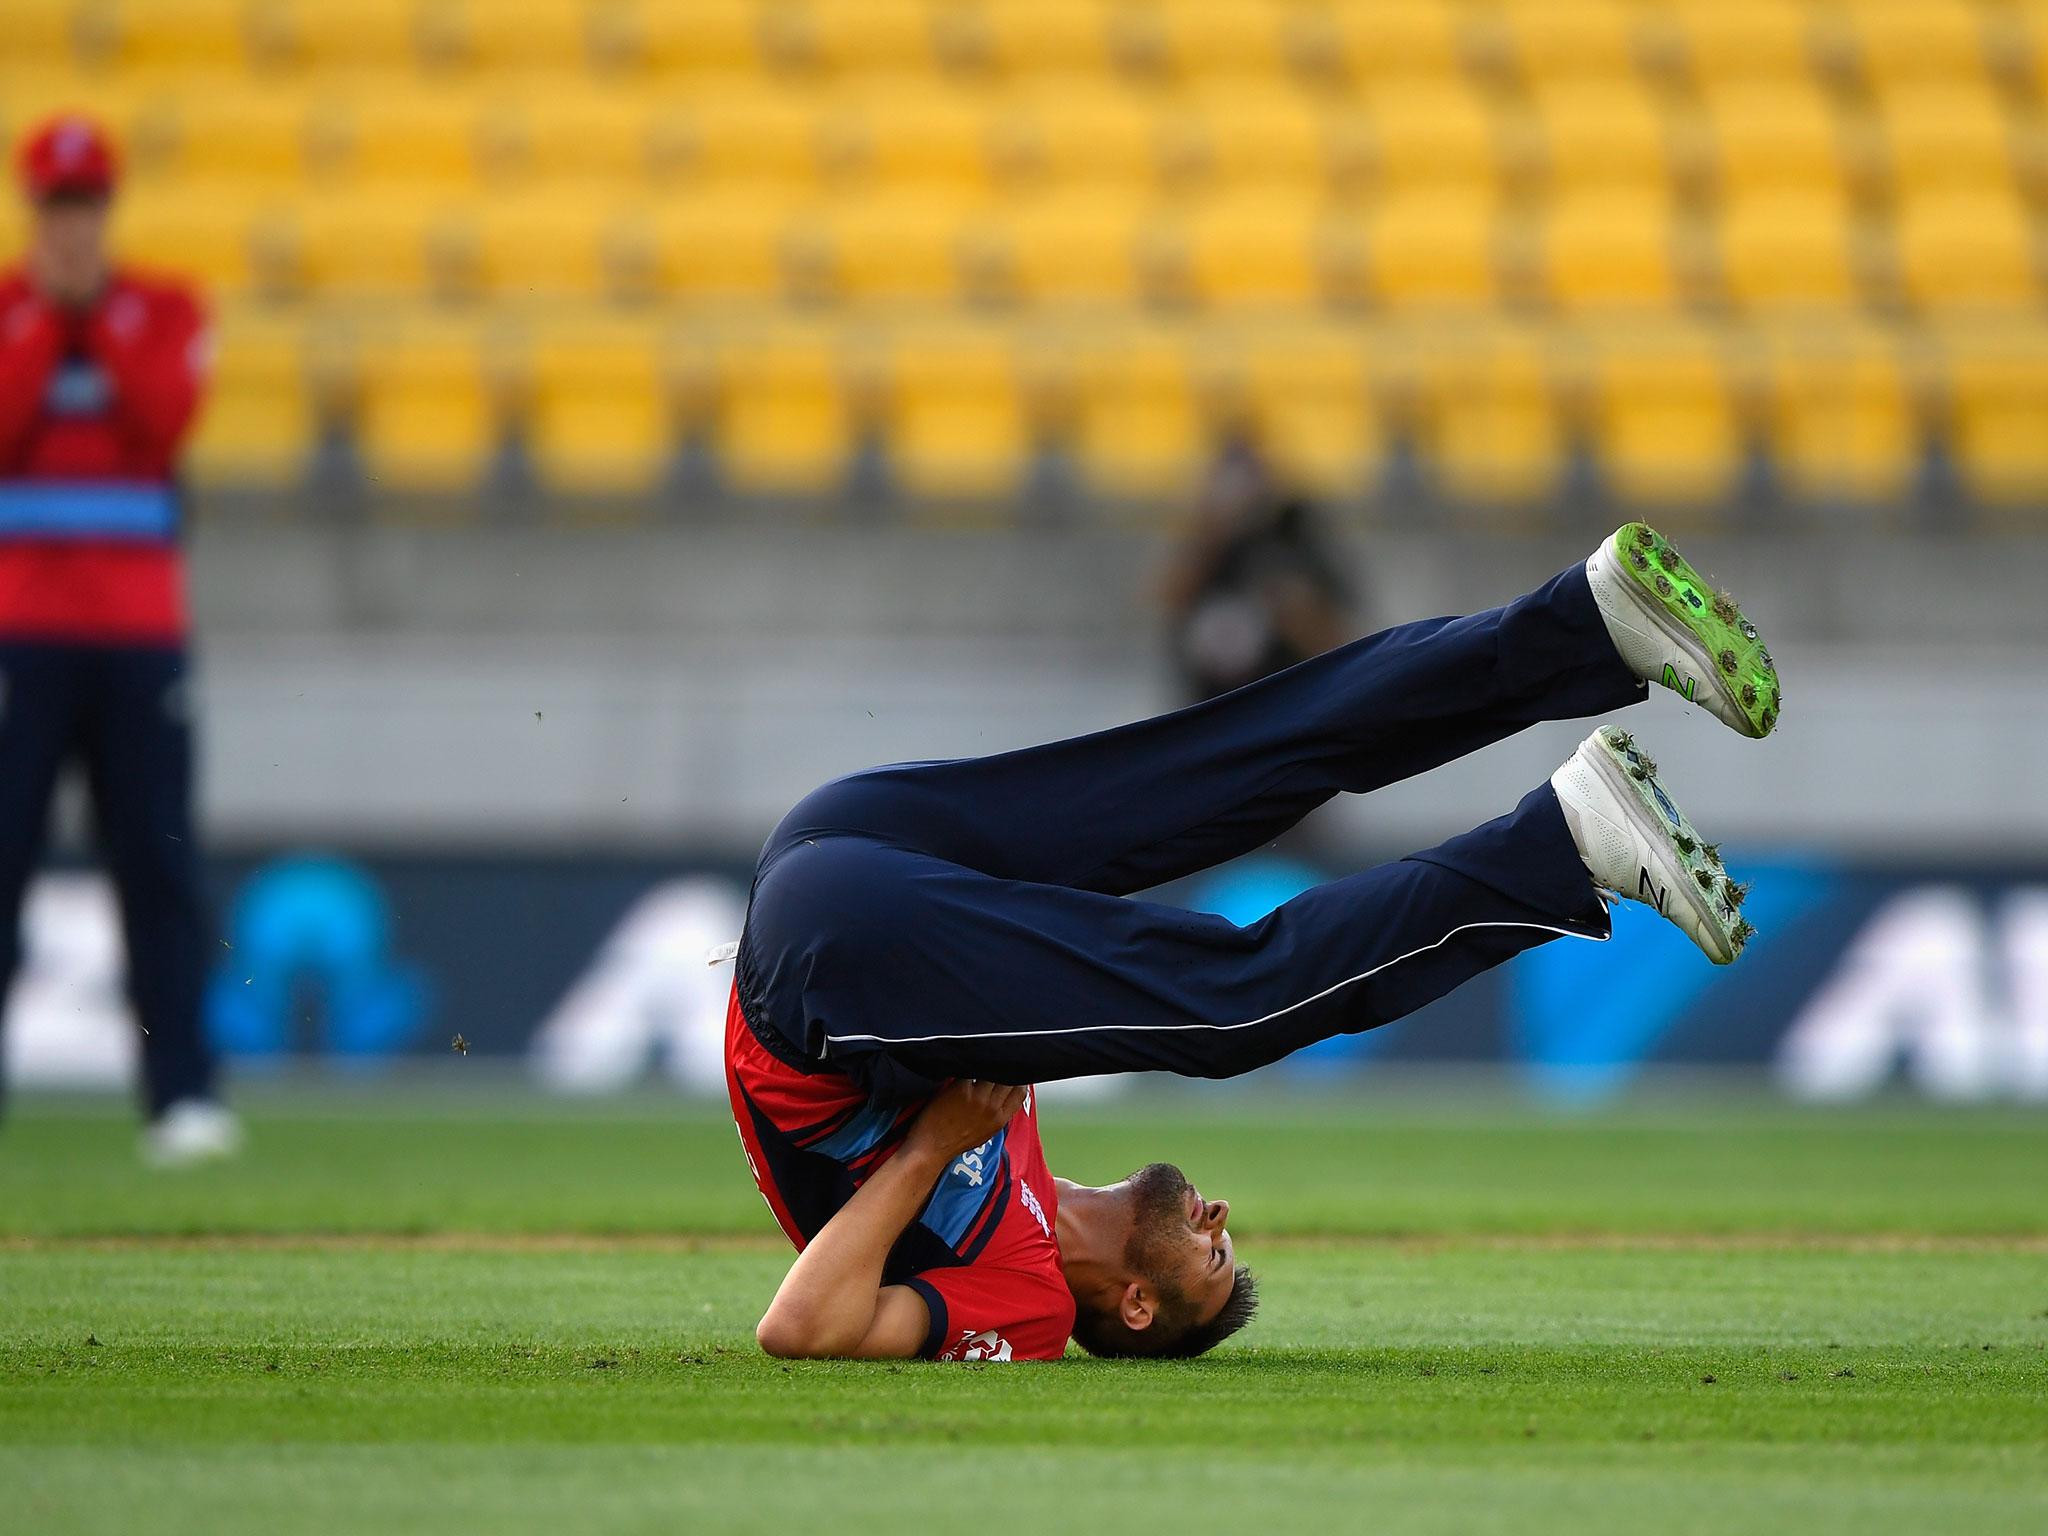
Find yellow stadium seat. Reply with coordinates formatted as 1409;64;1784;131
799;0;939;74
828;87;993;188
1366;82;1499;193
1667;0;1813;83
187;311;314;490
1180;88;1325;188
1591;329;1741;513
143;88;310;188
813;192;980;302
271;0;422;71
1537;193;1678;312
0;75;150;167
293;190;447;298
669;88;821;188
443;0;594;72
1531;83;1670;192
1766;328;1919;505
634;0;767;74
10;1;78;67
111;187;264;295
1002;191;1148;304
1072;333;1205;501
716;332;853;496
1894;188;2039;311
104;0;253;71
978;0;1114;75
1943;331;2048;508
356;325;499;494
512;91;655;182
2026;10;2048;103
1849;0;1989;89
1495;0;1639;82
1417;331;1564;507
1241;332;1381;496
1325;0;1461;82
1718;188;1858;311
1152;0;1291;81
1181;192;1324;310
1878;85;2016;196
1362;189;1499;308
0;197;23;266
526;323;669;497
469;191;621;300
1002;83;1161;187
650;190;797;302
328;89;486;186
884;329;1031;501
1701;83;1844;194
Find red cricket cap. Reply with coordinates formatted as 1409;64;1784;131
18;113;119;201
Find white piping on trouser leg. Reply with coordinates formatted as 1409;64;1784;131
821;919;1606;1047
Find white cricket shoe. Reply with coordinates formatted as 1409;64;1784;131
1550;726;1755;965
142;1098;245;1168
1584;522;1782;739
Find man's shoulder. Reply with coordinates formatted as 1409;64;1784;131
107;268;207;326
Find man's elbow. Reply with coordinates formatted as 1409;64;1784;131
755;1308;851;1360
755;1312;807;1358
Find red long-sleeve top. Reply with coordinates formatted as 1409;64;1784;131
0;266;209;644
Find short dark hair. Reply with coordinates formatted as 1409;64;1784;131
1071;1263;1259;1360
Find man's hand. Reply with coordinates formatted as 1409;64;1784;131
904;1080;1028;1163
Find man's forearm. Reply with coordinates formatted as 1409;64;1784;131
755;1142;945;1357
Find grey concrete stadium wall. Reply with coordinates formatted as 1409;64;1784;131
174;522;2048;857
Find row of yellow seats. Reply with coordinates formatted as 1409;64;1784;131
18;0;2043;91
192;314;2048;513
7;75;2034;203
57;184;2038;315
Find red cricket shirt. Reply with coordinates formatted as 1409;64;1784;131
725;981;1077;1362
0;265;208;645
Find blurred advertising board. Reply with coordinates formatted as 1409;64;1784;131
6;850;2045;1104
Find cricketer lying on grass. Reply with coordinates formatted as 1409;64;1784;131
722;523;1782;1363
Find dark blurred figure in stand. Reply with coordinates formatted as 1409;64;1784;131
1161;439;1356;705
0;114;235;1166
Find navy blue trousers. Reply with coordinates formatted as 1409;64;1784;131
0;642;214;1117
738;563;1646;1102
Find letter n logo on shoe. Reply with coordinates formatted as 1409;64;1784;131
1660;662;1697;701
1638;867;1668;915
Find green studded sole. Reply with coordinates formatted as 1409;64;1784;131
1592;726;1757;963
1615;522;1782;739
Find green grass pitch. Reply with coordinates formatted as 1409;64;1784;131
3;1087;2045;1535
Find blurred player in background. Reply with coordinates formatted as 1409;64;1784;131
1161;437;1355;705
0;114;237;1166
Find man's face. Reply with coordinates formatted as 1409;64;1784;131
1124;1160;1237;1330
30;194;111;307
